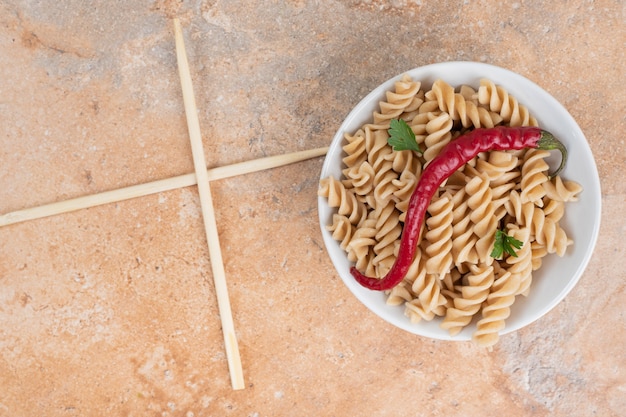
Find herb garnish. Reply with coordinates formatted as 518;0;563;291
387;119;422;153
491;229;524;259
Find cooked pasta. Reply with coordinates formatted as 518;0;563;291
465;173;500;263
421;112;455;163
504;227;534;297
372;201;402;276
425;79;502;129
473;269;521;347
374;75;423;124
477;78;538;127
423;193;454;276
519;149;550;205
318;176;368;226
441;264;495;336
319;76;581;347
326;214;355;251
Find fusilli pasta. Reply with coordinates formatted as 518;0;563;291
319;76;581;347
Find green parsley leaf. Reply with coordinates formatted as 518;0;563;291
387;119;422;153
491;229;524;259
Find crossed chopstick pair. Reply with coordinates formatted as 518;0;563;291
0;18;328;390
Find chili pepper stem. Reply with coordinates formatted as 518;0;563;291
537;130;568;179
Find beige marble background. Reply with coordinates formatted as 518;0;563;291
1;0;624;416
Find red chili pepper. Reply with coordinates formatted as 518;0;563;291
350;126;567;291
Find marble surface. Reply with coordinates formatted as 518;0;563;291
1;1;624;416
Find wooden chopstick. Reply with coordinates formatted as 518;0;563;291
0;146;328;227
174;17;246;390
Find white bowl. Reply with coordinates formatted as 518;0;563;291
318;61;601;341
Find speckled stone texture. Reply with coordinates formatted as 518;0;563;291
1;1;624;416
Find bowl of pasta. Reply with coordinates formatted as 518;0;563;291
317;61;601;347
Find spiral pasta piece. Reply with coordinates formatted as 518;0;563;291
341;130;367;170
465;174;499;262
326;214;355;252
392;169;418;221
406;273;447;323
472;151;521;217
395;249;436;322
342;161;376;196
388;151;420;221
422;112;454;163
365;127;394;171
503;227;533;297
373;75;423;124
386;282;414;306
534;217;572;256
346;217;377;266
473;270;521;347
504;190;536;230
318;176;368;226
426;79;503;128
423;194;454;276
477;78;538;127
354;249;376;278
542;176;583;202
520;149;550;206
441;264;495;336
449;187;480;267
373;158;399;205
372;202;402;275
